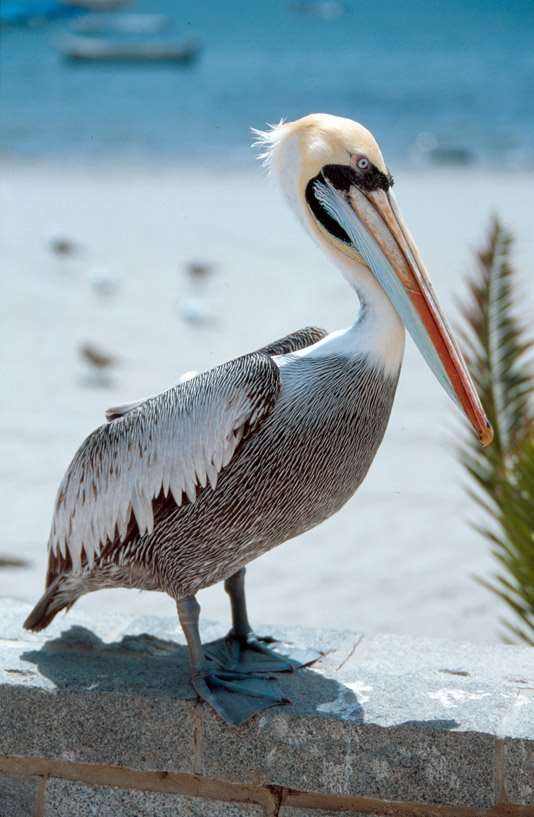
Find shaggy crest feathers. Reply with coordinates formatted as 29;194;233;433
251;119;287;170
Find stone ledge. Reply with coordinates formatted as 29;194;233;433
0;597;533;816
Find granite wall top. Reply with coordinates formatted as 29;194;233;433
0;597;532;816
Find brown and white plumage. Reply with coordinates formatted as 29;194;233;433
49;352;280;574
27;326;334;629
49;326;328;578
25;115;491;723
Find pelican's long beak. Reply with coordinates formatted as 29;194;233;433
314;179;493;446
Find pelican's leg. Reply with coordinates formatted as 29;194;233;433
176;594;288;725
204;568;302;674
225;567;253;638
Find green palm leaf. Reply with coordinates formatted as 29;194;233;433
458;220;534;644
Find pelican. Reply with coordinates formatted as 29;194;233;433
25;114;492;724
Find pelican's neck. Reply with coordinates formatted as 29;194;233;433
344;250;405;374
301;239;405;378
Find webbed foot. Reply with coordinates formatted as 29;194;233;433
191;667;289;725
204;630;316;674
176;587;321;726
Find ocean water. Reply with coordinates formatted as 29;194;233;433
1;0;533;164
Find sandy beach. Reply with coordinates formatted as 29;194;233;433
1;158;532;644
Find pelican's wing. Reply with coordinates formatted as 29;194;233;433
102;327;324;424
105;370;199;421
258;325;327;356
103;328;324;423
49;352;281;574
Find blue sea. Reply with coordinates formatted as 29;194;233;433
1;0;533;165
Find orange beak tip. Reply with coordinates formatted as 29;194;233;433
480;423;494;447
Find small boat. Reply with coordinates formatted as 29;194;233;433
55;34;199;64
73;13;168;34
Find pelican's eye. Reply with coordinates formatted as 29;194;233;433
349;156;394;192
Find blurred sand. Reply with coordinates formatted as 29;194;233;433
1;159;532;643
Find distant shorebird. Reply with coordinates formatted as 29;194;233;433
46;231;77;256
25;114;492;724
186;261;214;281
0;555;28;568
79;343;116;372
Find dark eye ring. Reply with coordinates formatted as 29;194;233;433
357;157;369;170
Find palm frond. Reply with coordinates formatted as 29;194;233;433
458;219;534;644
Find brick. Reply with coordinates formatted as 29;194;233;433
280;809;385;817
201;704;496;807
0;771;40;817
44;779;263;817
504;738;534;806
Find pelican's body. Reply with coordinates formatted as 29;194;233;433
40;335;398;612
25;114;492;724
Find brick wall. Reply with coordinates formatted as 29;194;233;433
1;598;532;816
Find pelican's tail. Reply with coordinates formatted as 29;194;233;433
23;576;74;632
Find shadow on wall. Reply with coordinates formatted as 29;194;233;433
21;625;361;720
20;625;365;721
21;625;458;731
